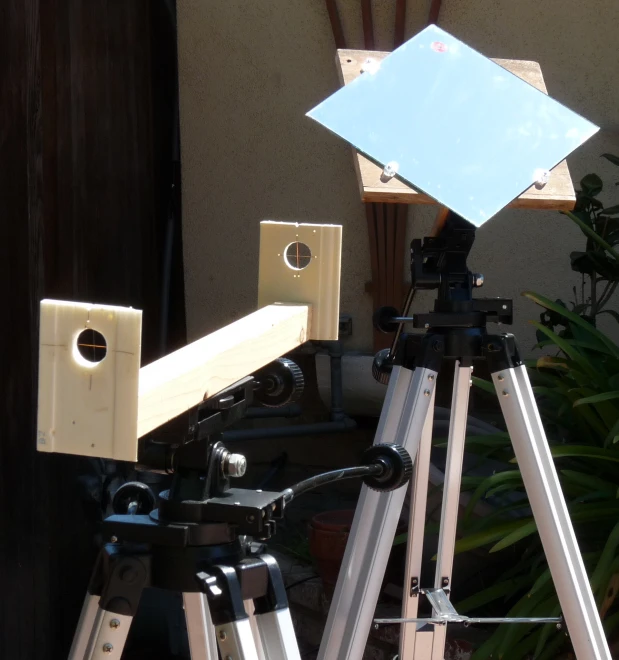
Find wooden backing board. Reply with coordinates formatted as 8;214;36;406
37;300;143;462
257;221;342;340
137;303;310;438
336;49;576;210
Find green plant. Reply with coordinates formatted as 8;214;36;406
453;162;619;659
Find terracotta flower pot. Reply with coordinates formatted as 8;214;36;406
308;509;355;599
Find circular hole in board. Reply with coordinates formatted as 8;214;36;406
284;241;312;270
76;328;107;363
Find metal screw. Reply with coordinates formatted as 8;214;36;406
102;643;113;654
225;453;247;478
498;374;504;381
424;323;430;329
424;389;431;397
556;623;562;630
110;536;118;543
474;273;484;288
502;304;508;310
428;375;435;381
502;390;509;397
109;619;120;629
246;515;255;523
219;630;227;641
383;161;399;178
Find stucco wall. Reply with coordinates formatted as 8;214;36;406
177;1;619;353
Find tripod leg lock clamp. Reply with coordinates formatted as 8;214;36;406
361;444;413;491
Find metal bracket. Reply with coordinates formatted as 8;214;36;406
374;588;563;627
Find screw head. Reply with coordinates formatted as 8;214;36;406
109;619;120;629
502;304;508;310
110;536;118;543
424;389;431;397
424;323;430;329
428;374;435;381
246;515;255;523
102;643;113;654
498;374;504;381
502;390;509;397
219;630;227;641
383;161;399;178
474;273;484;288
226;453;247;478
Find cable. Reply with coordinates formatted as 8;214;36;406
282;465;382;502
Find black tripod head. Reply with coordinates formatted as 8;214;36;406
372;210;514;382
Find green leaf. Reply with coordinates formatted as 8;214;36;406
562;210;619;262
590;521;619;601
550;445;619;463
574;391;619;406
463;470;523;522
455;577;530;613
490;520;538;552
581;173;603;197
530;321;599;380
454;519;532;554
523;291;619;358
605;417;619;446
471;375;496;395
602;153;619;167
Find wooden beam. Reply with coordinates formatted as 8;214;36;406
137;304;311;438
336;50;577;210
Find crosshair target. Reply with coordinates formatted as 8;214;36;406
284;241;312;270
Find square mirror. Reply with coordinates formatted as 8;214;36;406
307;25;598;225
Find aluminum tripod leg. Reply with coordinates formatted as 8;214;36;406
430;362;472;659
68;594;132;660
399;388;435;658
183;592;218;660
318;365;437;660
493;363;611;660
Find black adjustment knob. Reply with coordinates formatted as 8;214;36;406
361;443;413;492
112;482;156;515
254;358;304;408
373;306;400;334
372;348;393;385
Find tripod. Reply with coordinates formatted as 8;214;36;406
318;213;611;660
68;377;413;660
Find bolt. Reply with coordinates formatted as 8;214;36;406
109;619;120;629
225;453;247;478
110;536;118;543
102;643;113;654
219;630;227;641
424;389;431;397
428;374;435;381
502;304;508;310
498;374;504;381
246;515;255;523
474;273;484;288
502;390;509;397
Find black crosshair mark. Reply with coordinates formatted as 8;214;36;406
284;241;312;270
76;328;107;363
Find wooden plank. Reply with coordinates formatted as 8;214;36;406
325;0;346;49
386;203;396;305
137;304;311;438
394;0;406;48
394;203;407;307
336;49;576;210
376;202;387;305
361;0;374;50
257;221;342;340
